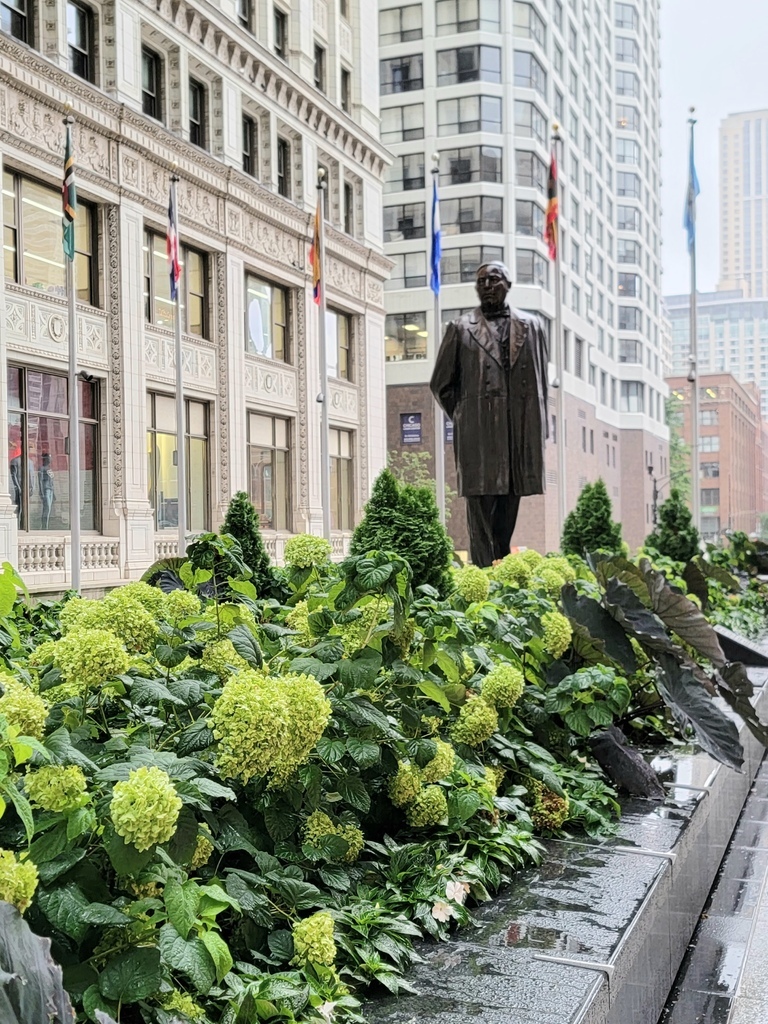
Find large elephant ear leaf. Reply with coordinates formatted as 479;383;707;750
603;579;678;656
589;555;652;607
718;662;768;747
642;565;726;668
694;556;741;594
682;560;710;611
655;654;744;771
561;586;638;674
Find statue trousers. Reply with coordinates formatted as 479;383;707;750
466;494;521;568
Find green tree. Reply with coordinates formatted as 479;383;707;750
645;488;700;562
561;479;623;557
351;468;453;594
387;449;458;521
221;491;274;596
666;396;691;502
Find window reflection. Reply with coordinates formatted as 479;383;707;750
146;393;209;531
248;413;290;531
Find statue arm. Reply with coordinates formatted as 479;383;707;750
429;322;461;419
538;319;550;438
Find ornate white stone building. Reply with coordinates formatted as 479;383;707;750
0;0;390;591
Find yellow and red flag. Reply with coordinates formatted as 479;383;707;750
544;150;559;261
309;200;321;305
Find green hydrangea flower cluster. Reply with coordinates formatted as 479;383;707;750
519;548;544;568
292;911;336;966
333;603;380;656
406;785;448;827
541;556;577;585
388;762;423;807
483;765;504;796
491;553;533;588
286;600;312;645
25;765;88;813
0;677;48;739
53;628;130;691
28;640;56;669
451;694;498;746
60;593;158;653
460;652;475;681
304;811;365;863
541;611;573;659
160;990;206;1021
110;766;182;852
0;849;38;912
481;663;525;709
118;581;168;617
530;780;570;830
165;589;202;623
421;738;456;783
535;566;566;599
39;680;82;705
190;832;214;869
284;534;332;569
200;639;250;681
212;670;331;785
388;618;415;658
453;566;490;604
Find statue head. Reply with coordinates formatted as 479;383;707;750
476;261;512;315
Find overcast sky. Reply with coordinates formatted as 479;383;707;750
660;0;768;296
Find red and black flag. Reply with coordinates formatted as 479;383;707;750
544;150;559;261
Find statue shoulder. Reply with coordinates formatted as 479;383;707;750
511;307;545;335
447;309;480;333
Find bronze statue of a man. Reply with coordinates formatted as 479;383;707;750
430;261;549;567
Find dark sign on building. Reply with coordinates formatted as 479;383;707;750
445;419;454;444
400;413;422;445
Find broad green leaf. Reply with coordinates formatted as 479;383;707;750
316;738;347;764
29;822;68;865
2;781;34;845
270;877;325;910
335;775;371;813
561;586;638;673
268;929;294;962
0;565;18;617
37;883;91;942
224;872;272;927
158;923;216;994
154;644;189;670
67;806;96;842
289;657;338;681
264;805;298;841
201;930;233;982
434;649;460;683
228;624;263;668
345;736;380;767
81;903;132;926
99;947;163;1004
564;709;593;736
164;805;199;865
449;789;481;824
36;848;87;884
642;565;726;667
176;719;215;756
82;984;117;1024
165;879;200;940
337;649;382;689
104;829;154;876
319;864;351;890
417;680;451;713
130;677;186;705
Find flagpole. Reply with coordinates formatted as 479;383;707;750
688;109;700;536
431;155;446;527
317;169;332;542
64;107;80;593
552;125;567;537
171;164;187;557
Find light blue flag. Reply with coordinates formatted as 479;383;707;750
683;130;700;253
430;176;441;295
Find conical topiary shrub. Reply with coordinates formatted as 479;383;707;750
561;479;623;557
351;469;453;594
645;489;700;563
221;491;274;596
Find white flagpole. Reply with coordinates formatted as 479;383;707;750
64;107;80;593
688;110;700;536
171;165;187;556
432;155;446;526
552;126;567;536
317;170;332;542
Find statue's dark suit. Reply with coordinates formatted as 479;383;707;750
430;304;549;567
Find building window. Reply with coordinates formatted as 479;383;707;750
617;239;640;264
3;170;95;304
618;339;642;363
618;204;641;231
314;44;326;92
615;37;639;64
616;104;640;132
384;202;426;242
615;69;640;98
326;308;352;380
438;95;502;136
436;0;500;33
147;393;209;533
441;245;503;284
700;487;720;507
277;137;291;197
245;273;288;361
515;150;547;191
700;435;720;452
514;51;547;98
515;200;544;237
617;171;640;197
386;252;426;290
380;54;423;94
440;145;502;185
274;6;287;58
385;153;425;193
67;1;94;82
141;47;163;121
340;68;351;113
189;78;206;148
385;311;427;361
514;100;546;144
144;230;207;337
437;46;501;86
8;366;98;532
380;4;422;44
248;413;290;531
381;103;424;143
242;114;257;176
618;272;639;298
701;461;720;478
441;196;503;235
620;381;644;413
237;0;251;30
513;2;545;45
330;428;353;531
700;409;718;425
615;2;638;30
516;249;548;288
1;0;30;42
616;138;640;165
343;182;354;235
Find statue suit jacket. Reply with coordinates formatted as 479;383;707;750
430;304;549;498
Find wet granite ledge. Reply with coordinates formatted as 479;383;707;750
366;669;768;1024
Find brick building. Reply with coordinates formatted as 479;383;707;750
666;373;767;541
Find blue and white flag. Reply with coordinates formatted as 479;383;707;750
683;128;700;253
430;176;441;295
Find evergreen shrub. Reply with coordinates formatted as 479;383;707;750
561;479;623;557
645;488;700;563
221;491;274;596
